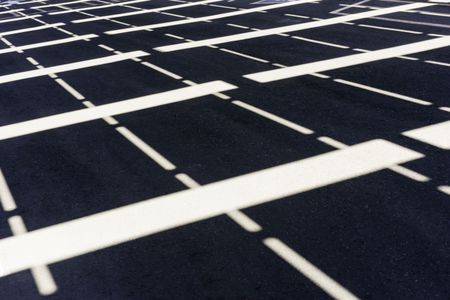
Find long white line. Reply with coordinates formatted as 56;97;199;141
0;51;149;85
402;120;450;149
73;0;221;24
0;34;98;55
0;139;423;277
154;2;435;52
264;238;359;300
0;23;65;37
103;0;316;33
244;36;450;83
0;81;237;140
32;0;102;9
49;0;152;15
0;9;24;14
0;14;41;24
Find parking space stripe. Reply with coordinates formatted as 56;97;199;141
244;36;450;83
0;23;65;37
103;0;316;33
0;139;423;277
0;81;237;140
73;0;221;24
0;34;98;55
154;2;435;52
0;51;149;84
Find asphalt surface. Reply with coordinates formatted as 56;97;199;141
0;0;449;299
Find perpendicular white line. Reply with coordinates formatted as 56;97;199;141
54;78;85;100
437;185;450;196
140;61;182;79
0;34;98;55
7;216;58;295
74;0;221;24
244;36;450;83
0;169;17;211
334;79;432;106
232;100;314;135
116;126;176;170
154;2;435;52
264;238;359;300
104;0;316;34
402;120;450;149
0;23;65;37
388;165;430;182
0;50;149;85
49;0;151;14
226;210;262;232
0;81;237;140
0;139;423;277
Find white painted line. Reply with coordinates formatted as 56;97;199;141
219;48;269;63
0;15;41;24
140;61;182;79
437;185;450;196
0;51;149;85
0;9;24;15
264;238;359;300
0;139;423;277
26;57;39;65
232;100;314;134
388;165;430;182
7;216;58;296
334;79;432;106
175;173;200;188
32;0;101;9
227;210;262;232
0;169;17;211
291;35;349;49
0;34;98;55
49;0;150;14
73;0;220;23
0;81;237;140
402;120;450;149
116;127;176;170
154;2;435;52
244;36;450;83
0;23;65;37
104;0;316;34
317;136;347;149
357;23;422;34
54;78;85;100
425;60;450;67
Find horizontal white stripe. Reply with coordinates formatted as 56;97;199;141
0;15;41;24
0;34;98;55
0;81;237;140
402;120;450;149
244;36;450;82
49;0;151;15
32;0;102;9
0;9;24;15
74;0;221;24
154;2;434;52
0;139;422;276
0;23;65;37
104;0;316;33
0;50;149;84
